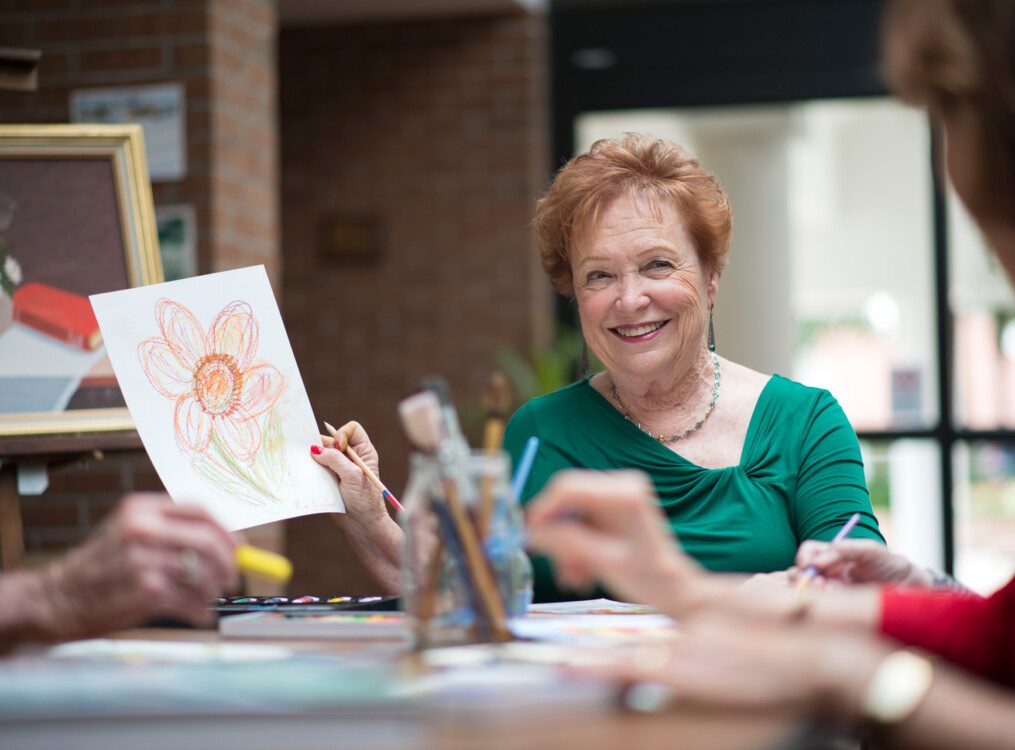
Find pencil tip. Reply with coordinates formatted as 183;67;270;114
323;421;336;434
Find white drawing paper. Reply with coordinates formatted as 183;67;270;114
90;266;344;530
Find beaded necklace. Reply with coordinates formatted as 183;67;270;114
610;353;721;444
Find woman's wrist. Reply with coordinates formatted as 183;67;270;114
335;507;399;542
0;568;68;647
812;637;896;721
899;561;935;588
667;568;731;618
337;484;391;527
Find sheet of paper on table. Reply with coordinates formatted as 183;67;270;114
90;265;343;530
525;598;658;616
510;612;678;645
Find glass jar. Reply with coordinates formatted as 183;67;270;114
400;450;532;648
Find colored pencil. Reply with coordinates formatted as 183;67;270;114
510;436;540;501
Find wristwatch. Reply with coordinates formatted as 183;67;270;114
861;649;935;725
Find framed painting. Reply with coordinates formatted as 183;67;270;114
0;124;162;438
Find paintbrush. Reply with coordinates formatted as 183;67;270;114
321;422;403;512
396;391;447;633
398;387;511;642
419;376;472;464
481;370;513;454
478;370;513;536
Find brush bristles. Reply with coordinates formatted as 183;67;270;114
483;370;513;418
398;390;445;451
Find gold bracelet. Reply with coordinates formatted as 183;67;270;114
861;649;934;726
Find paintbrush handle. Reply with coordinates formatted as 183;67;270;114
417;538;445;622
482;417;505;454
441;477;511;640
477;416;506;537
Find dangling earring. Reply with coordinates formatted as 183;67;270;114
707;307;716;353
581;341;590;375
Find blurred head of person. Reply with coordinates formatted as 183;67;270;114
884;0;1015;278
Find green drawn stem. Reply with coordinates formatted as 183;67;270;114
189;408;291;507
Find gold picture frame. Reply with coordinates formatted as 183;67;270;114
0;124;163;438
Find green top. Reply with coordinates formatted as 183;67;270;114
504;374;885;603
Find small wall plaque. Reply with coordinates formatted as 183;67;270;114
318;214;384;267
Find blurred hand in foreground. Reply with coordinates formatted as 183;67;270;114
33;494;238;641
526;470;703;609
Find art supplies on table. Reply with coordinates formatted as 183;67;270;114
212;594;399;615
48;638;294;664
391;381;515;645
397;378;531;647
219;611;409;640
0;634;615;750
90;265;343;530
235;544;293;582
1;644;406;717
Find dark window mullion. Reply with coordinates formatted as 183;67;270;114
929;123;956;574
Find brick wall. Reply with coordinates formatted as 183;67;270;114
0;4;550;595
0;0;279;278
279;13;550;593
0;0;281;564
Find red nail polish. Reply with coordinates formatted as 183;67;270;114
310;444;322;455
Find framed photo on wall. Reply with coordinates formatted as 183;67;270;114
0;124;163;438
70;82;187;182
155;203;197;281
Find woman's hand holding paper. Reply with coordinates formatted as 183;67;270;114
312;420;404;594
312;420;388;525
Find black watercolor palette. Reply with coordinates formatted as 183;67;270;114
212;595;400;615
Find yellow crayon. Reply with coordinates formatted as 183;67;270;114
236;544;293;583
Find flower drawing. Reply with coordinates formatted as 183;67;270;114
3;255;21;286
138;299;284;465
0;254;21;298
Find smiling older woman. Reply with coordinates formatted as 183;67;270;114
503;134;885;602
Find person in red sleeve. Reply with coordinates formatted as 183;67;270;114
526;1;1015;747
